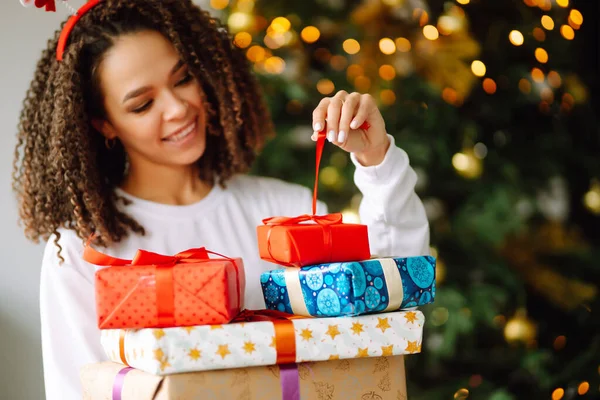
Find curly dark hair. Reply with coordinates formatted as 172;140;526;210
13;0;274;261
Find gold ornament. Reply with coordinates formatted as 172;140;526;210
583;179;600;215
504;308;537;344
452;148;483;179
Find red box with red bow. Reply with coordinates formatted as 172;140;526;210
257;124;371;267
84;245;245;329
257;213;370;267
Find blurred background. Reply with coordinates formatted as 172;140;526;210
213;0;599;398
1;0;598;399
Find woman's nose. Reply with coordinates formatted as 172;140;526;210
163;92;188;121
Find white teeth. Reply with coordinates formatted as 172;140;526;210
165;122;196;142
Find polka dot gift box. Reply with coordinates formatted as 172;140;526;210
260;256;436;317
84;244;245;330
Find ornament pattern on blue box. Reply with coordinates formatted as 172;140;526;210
260;256;436;317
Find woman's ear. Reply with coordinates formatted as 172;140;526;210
92;119;117;139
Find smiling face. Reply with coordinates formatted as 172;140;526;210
95;30;207;172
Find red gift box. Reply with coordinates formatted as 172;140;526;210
83;244;245;329
257;123;371;267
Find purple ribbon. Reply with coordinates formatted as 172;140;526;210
112;366;134;400
279;363;300;400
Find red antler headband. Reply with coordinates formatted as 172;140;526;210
22;0;102;61
57;0;103;61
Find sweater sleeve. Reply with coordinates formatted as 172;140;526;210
40;235;107;400
350;134;430;257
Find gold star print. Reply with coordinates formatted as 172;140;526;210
356;347;370;358
183;327;195;334
376;317;392;333
188;347;201;361
132;349;137;360
216;344;231;359
153;348;165;362
405;341;421;354
351;322;364;335
381;345;394;357
210;325;223;330
328;354;340;360
140;348;145;358
300;328;313;341
243;341;256;354
326;325;341;340
152;329;165;340
404;311;418;324
270;336;277;348
159;359;171;371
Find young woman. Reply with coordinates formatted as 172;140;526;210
13;1;429;399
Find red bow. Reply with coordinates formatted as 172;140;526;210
262;212;343;226
35;0;57;12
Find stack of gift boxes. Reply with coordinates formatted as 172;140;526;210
80;128;436;400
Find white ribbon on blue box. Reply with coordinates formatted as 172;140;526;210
260;256;436;317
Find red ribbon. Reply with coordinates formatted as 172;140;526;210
84;242;240;328
35;0;56;11
260;122;370;266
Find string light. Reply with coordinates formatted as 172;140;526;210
583;179;600;215
379;38;396;54
210;0;229;10
456;0;469;4
556;0;569;7
537;0;551;11
330;55;347;71
569;9;583;26
535;48;549;63
560;25;575;40
509;30;524;46
246;45;266;62
228;12;253;31
553;335;566;350
270;17;291;33
233;32;252;48
354;76;371;92
342;39;360;54
379;65;396;80
519;78;532;94
483;78;496;94
423;25;439;40
548;71;562;88
541;15;554;30
380;89;396;105
533;27;546;41
471;60;486;77
263;56;286;74
454;388;469;399
551;388;564;400
316;79;335;95
301;26;320;43
346;64;364;80
531;68;544;83
577;382;589;395
395;37;411;52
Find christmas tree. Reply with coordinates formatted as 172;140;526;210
207;0;599;398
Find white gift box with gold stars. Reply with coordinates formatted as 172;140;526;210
100;310;424;375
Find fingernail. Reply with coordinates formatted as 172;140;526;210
314;122;323;131
327;130;336;142
350;120;359;129
338;130;346;142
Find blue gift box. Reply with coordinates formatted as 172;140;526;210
260;256;436;317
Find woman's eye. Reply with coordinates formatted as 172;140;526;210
176;73;194;86
132;101;152;113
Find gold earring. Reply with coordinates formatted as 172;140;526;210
105;138;116;150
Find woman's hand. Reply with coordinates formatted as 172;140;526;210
311;90;390;166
